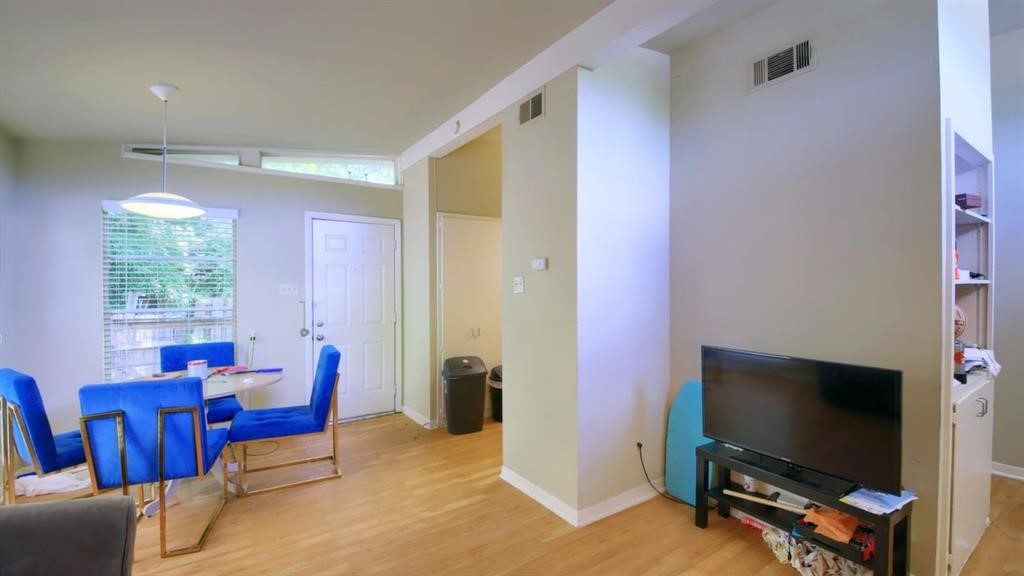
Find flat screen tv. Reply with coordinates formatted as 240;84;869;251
702;346;902;495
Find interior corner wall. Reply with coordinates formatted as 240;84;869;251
668;2;944;573
0;129;15;367
502;68;580;510
576;48;670;510
7;140;401;432
436;126;502;218
400;157;437;423
991;26;1024;469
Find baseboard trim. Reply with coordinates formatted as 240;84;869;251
993;461;1024;481
577;478;665;527
401;405;433;428
500;466;579;526
499;466;667;529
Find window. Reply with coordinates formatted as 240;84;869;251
261;155;396;185
130;146;241;166
102;203;237;381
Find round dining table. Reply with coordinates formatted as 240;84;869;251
147;370;283;401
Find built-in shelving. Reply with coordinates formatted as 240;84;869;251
955;279;990;286
955;206;991;226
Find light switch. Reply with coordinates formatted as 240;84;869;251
531;258;548;271
512;276;525;294
278;283;299;296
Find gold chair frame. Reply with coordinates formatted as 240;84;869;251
1;397;104;505
79;405;227;558
234;375;340;497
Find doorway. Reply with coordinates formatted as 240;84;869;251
437;213;502;422
305;212;401;421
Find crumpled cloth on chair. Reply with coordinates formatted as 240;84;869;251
14;470;91;497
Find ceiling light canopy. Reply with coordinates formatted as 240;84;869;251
119;83;205;219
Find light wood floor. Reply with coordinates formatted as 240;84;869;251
124;414;1023;575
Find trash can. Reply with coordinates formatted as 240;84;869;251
442;356;487;434
489;365;503;422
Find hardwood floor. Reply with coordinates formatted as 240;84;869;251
131;414;788;575
125;413;1023;575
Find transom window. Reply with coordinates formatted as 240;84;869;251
101;202;237;381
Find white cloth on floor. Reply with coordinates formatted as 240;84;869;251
14;470;91;497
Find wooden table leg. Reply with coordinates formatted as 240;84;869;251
875;521;894;576
695;451;709;528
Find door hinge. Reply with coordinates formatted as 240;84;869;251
947;552;953;572
952;408;958;425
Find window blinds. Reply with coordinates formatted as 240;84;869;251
102;204;237;381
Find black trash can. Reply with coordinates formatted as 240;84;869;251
442;356;487;434
489;365;503;422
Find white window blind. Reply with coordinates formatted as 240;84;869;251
102;203;237;381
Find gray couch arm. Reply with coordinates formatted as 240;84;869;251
0;496;136;576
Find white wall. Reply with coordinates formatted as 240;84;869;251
939;0;994;159
669;2;945;573
502;68;581;509
0;129;14;367
6;140;401;431
992;26;1024;469
400;158;436;424
436;127;502;218
576;48;670;509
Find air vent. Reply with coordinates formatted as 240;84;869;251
519;89;544;125
751;40;814;91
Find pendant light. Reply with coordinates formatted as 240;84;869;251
118;83;205;219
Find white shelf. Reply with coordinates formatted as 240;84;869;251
955;278;990;286
955;206;991;226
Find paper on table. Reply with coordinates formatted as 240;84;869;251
840;488;917;515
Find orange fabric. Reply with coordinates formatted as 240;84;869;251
804;507;859;543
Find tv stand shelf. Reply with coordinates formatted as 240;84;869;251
696;441;912;576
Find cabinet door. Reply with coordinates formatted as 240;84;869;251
950;379;994;576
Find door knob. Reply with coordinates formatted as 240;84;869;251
315;334;325;341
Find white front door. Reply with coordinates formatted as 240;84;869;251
312;218;397;419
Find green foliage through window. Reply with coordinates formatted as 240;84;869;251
102;209;236;380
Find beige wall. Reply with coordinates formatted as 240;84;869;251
436;126;501;218
502;68;580;508
576;48;670;509
669;2;944;573
992;27;1024;469
0;129;14;367
5;140;401;431
400;157;437;423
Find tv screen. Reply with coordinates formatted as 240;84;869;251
702;346;902;495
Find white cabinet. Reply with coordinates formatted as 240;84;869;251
950;376;994;576
437;214;502;419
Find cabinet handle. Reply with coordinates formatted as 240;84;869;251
976;397;989;417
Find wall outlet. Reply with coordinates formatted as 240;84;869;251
531;257;548;271
278;283;299;296
512;276;525;294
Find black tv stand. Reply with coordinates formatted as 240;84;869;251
728;448;857;498
696;441;911;576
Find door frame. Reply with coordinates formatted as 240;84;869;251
304;211;403;421
435;212;502;423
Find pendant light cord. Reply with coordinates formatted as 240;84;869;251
161;99;168;194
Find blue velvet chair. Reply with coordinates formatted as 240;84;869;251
159;342;243;424
0;369;87;504
229;345;341;496
79;377;229;557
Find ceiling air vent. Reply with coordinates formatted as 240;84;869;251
751;39;814;91
519;89;544;125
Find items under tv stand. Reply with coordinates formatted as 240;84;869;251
696;441;912;576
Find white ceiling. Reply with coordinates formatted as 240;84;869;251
0;0;609;155
643;0;772;54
